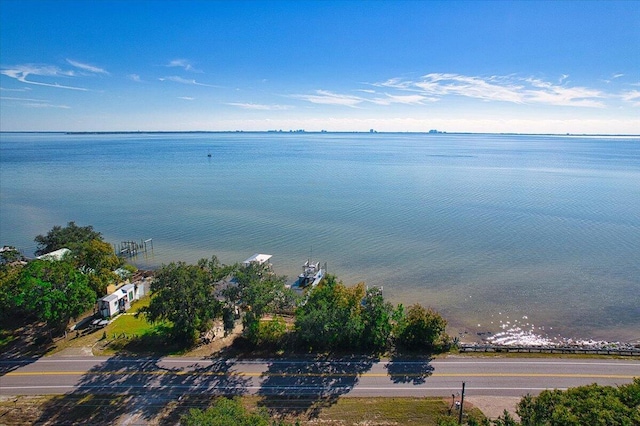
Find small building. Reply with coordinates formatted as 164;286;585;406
36;248;71;261
98;283;141;318
242;253;272;268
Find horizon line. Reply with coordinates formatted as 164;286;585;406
2;130;639;137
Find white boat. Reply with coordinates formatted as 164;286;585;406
290;259;324;291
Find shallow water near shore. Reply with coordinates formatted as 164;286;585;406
1;132;639;343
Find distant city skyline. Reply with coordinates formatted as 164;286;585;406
1;1;638;134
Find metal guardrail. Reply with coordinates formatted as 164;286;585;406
459;344;640;356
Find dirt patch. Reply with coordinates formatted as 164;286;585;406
464;396;520;421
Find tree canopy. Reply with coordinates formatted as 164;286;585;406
34;221;102;255
294;276;398;352
394;303;449;351
181;397;295;426
516;378;640;426
7;259;96;332
224;260;296;345
141;257;227;345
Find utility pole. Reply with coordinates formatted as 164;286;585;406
458;381;466;425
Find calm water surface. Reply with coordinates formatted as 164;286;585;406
1;132;639;342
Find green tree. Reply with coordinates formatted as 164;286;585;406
14;260;96;333
34;221;102;255
225;261;296;345
181;397;270;426
360;287;394;351
75;239;123;295
517;378;640;426
253;315;287;347
294;276;366;351
0;261;23;321
394;304;449;352
141;259;225;345
0;246;23;264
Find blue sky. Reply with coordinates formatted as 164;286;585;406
1;0;638;133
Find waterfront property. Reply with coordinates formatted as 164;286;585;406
99;283;142;318
289;259;325;292
242;253;273;268
2;132;639;342
35;248;71;261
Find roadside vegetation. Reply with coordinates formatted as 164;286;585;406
1;222;127;349
3;222;638;425
137;255;452;356
0;395;486;426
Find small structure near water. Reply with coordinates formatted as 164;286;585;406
242;253;272;268
289;259;325;292
98;283;142;318
36;248;71;261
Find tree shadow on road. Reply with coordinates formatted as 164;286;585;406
257;354;377;419
0;321;55;377
385;353;434;385
34;355;251;425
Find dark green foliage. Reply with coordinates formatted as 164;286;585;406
33;223;123;296
229;262;295;317
252;315;287;347
360;287;394;351
226;261;296;345
181;397;270;426
222;305;236;334
141;258;226;345
0;246;22;264
394;304;449;351
34;221;102;255
0;261;24;321
11;260;96;332
492;410;518;426
181;397;297;426
294;276;448;353
294;276;366;351
517;378;640;426
75;239;123;295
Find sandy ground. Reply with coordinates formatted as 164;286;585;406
465;396;520;421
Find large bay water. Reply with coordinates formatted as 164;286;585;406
1;132;639;342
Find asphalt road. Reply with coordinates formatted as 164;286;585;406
1;356;638;398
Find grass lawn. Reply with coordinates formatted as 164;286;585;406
94;297;187;356
106;312;154;338
0;395;486;426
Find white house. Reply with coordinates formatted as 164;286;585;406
98;283;140;318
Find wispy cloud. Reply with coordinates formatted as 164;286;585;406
292;90;364;107
375;73;607;108
66;59;109;75
370;93;434;105
0;86;31;92
620;90;640;107
0;64;87;91
128;74;142;82
178;96;195;101
167;59;199;72
159;76;218;87
293;89;436;107
227;102;292;110
1;96;70;108
1;96;49;102
23;102;71;109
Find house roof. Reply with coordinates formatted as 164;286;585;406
120;283;135;293
36;248;71;261
101;293;119;303
242;253;272;266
